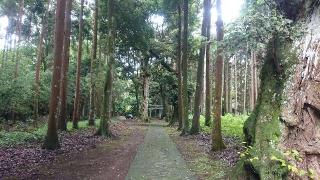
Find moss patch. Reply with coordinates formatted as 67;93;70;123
241;39;299;179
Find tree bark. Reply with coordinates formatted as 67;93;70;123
72;0;84;129
223;58;229;114
141;58;150;122
243;55;248;114
250;51;257;111
204;2;212;126
98;0;115;137
191;0;210;134
88;0;99;126
58;0;72;131
177;1;183;130
227;61;231;113
181;0;189;135
234;56;238;114
42;0;66;150
212;0;226;151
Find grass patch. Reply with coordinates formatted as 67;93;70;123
200;114;248;138
167;127;229;179
0;119;100;147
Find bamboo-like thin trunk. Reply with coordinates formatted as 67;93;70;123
243;56;248;114
235;56;238;114
181;0;189;135
72;0;84;129
177;1;183;130
204;0;212;126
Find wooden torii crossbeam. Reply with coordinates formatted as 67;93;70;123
148;105;163;118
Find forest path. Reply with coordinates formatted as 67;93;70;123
126;121;196;180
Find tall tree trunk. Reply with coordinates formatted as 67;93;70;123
234;57;238;114
204;1;212;126
34;0;51;124
141;58;150;122
227;61;231;113
43;0;66;150
191;0;210;134
98;0;115;137
177;1;183;130
160;85;168;120
181;0;189;135
212;0;226;151
14;0;24;77
243;55;248;114
224;58;229;114
72;0;84;129
88;0;99;126
250;51;257;111
58;0;72;131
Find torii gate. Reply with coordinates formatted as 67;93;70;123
148;105;163;118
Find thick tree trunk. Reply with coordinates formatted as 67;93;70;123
239;4;320;178
204;4;212;126
34;0;51;124
177;1;183;130
141;59;150;122
72;0;84;129
58;0;72;131
88;0;99;126
98;0;114;137
212;0;226;151
191;0;210;134
42;0;66;150
181;0;189;135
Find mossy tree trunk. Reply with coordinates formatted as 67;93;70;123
242;37;299;179
97;0;115;137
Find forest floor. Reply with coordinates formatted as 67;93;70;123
1;118;244;179
0;119;147;179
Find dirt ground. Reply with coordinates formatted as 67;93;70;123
29;121;146;180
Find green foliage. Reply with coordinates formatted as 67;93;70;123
0;119;100;147
199;114;248;138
